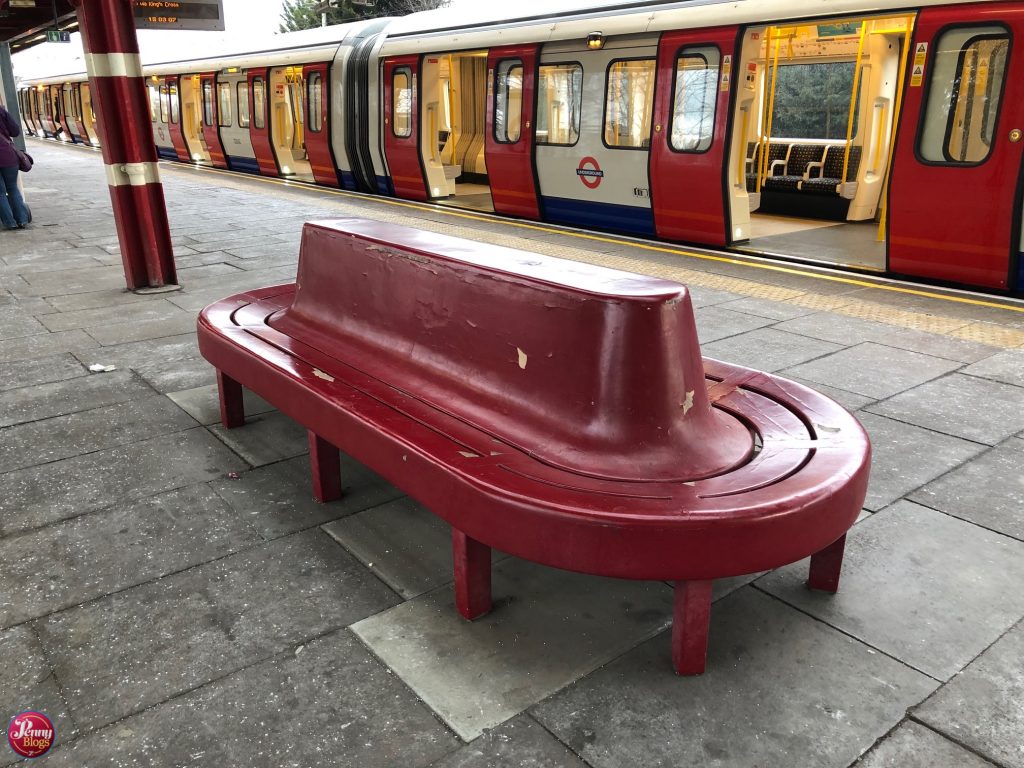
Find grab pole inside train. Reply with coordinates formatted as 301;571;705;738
70;0;178;291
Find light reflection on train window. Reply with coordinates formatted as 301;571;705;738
494;60;523;144
217;82;232;128
237;82;250;128
159;84;170;124
671;47;719;153
169;84;179;125
393;68;412;137
253;77;266;130
919;25;1009;165
605;59;656;149
202;81;214;127
536;63;582;146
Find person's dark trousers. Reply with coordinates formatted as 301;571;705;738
0;165;29;229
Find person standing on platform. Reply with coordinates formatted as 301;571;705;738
0;103;31;230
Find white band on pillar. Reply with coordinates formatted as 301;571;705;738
105;162;162;187
84;52;144;79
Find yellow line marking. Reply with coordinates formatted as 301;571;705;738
47;140;1024;316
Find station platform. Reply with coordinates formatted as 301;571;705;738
2;139;1023;767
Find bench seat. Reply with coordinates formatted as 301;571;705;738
198;219;870;675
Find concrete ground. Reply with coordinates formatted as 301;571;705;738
2;139;1024;767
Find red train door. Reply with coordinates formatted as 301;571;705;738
71;84;88;142
484;45;541;219
165;78;190;161
200;72;228;169
650;26;738;246
247;68;277;176
302;63;339;187
383;55;427;201
889;4;1024;289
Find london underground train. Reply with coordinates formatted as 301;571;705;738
18;0;1024;292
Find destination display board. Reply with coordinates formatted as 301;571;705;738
134;0;225;31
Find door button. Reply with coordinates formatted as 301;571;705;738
1010;128;1022;143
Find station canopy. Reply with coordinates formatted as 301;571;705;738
0;0;77;52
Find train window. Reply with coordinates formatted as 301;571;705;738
604;59;656;149
237;82;250;128
202;81;214;127
670;47;720;153
919;26;1010;165
169;84;180;124
159;85;170;124
494;60;523;144
771;62;858;139
148;85;160;123
393;67;413;138
66;86;78;119
536;63;583;146
308;72;323;133
253;77;266;130
218;82;232;127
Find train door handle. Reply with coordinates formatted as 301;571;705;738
1010;128;1022;143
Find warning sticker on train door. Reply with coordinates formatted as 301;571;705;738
911;42;927;87
721;55;732;91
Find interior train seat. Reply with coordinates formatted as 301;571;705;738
802;145;862;197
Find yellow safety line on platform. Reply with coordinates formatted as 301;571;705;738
173;162;1024;318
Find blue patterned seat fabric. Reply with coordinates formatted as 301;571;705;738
762;144;826;192
802;145;862;195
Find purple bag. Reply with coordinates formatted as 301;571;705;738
4;136;31;172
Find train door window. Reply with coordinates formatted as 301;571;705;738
494;60;523;143
670;47;720;152
308;72;323;132
392;67;412;137
65;86;77;119
253;77;266;129
237;82;250;128
202;81;214;126
604;59;656;149
536;63;583;145
217;82;232;127
918;26;1010;165
159;84;170;124
169;83;180;124
149;85;161;122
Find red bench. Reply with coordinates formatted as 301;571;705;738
197;218;870;675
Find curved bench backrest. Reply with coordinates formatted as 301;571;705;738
271;218;752;482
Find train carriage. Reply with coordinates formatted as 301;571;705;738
18;0;1024;292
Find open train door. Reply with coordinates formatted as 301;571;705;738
200;72;229;169
484;45;541;219
890;4;1024;290
650;26;739;246
247;68;277;176
383;55;428;201
302;63;339;187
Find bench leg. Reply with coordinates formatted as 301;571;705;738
216;371;245;428
672;580;713;676
807;534;846;593
452;528;492;620
307;431;342;503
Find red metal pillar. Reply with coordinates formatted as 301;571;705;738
71;0;177;290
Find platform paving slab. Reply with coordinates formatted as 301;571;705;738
757;500;1024;680
914;620;1024;768
0;353;85;393
0;395;198;474
773;312;899;345
15;265;133;297
0;626;75;768
168;383;275;426
428;714;588;768
352;557;674;741
0;428;247;536
71;333;212;393
784;375;879;411
693;304;776;343
325;497;509;600
36;296;190;333
40;629;458;768
871;325;999;364
855;721;997;768
854;412;987;512
702;327;843;372
0;369;155;428
783;342;962;400
35;528;400;731
210;453;404;539
910;437;1024;542
0;484;260;628
208;409;312;467
718;294;820;321
866;373;1024;445
961;347;1024;387
0;307;47;339
0;328;98;364
530;587;936;768
43;287;152;312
